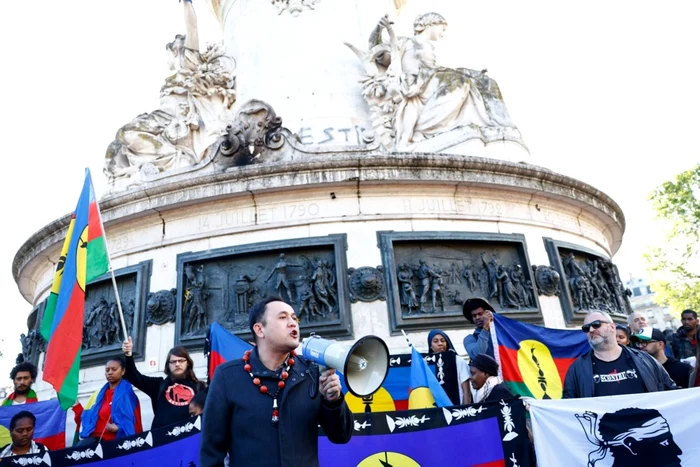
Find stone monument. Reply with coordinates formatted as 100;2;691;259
13;0;629;429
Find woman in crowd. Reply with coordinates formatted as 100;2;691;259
469;354;515;403
0;411;48;457
427;330;472;405
122;337;206;429
77;358;142;445
615;324;631;346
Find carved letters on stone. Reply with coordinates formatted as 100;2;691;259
146;289;177;326
532;265;561;297
544;238;632;324
379;232;541;332
175;235;351;347
346;13;522;151
348;266;386;303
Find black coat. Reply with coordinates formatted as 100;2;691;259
482;383;516;403
563;346;677;398
124;355;205;429
199;349;353;467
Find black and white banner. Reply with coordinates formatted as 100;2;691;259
528;387;700;466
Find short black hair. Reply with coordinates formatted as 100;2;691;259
248;296;286;342
10;362;37;381
10;411;35;431
615;324;631;339
681;309;697;319
190;390;207;410
106;357;126;369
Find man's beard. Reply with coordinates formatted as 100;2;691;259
589;334;611;351
14;386;30;396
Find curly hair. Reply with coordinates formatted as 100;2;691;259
413;12;448;34
10;362;37;381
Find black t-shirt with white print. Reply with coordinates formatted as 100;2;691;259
592;352;647;397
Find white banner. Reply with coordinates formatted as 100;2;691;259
528;387;700;467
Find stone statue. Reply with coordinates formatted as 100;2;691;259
462;263;477;291
266;253;302;304
447;263;462;285
496;264;520;309
412;259;442;313
104;1;236;180
397;263;418;313
311;260;334;315
346;13;520;150
429;264;446;313
271;0;320;16
184;264;209;335
481;253;499;301
533;265;561;297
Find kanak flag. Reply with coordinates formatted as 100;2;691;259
0;400;66;450
207;322;253;379
492;313;589;399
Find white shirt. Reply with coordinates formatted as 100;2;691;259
0;441;48;458
456;356;470;403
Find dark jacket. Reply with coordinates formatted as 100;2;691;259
124;355;205;429
482;383;516;404
463;327;494;360
200;349;353;467
671;326;698;360
563;345;677;398
662;356;693;389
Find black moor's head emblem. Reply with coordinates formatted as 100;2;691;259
576;408;682;467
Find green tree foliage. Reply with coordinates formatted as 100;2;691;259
645;163;700;312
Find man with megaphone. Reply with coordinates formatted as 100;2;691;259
200;297;354;467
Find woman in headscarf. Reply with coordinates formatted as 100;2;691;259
427;330;471;405
469;354;515;403
77;358;142;445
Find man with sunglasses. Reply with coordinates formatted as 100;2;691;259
631;327;692;388
563;312;676;398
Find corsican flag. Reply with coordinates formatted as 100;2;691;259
528;387;700;466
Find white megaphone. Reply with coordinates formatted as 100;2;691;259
301;334;390;397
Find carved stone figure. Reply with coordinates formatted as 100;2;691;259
104;1;236;180
348;266;386;303
184;264;209;335
210;100;285;169
346;13;520;150
231;274;257;316
496;265;520;309
481;253;499;300
509;263;534;308
446;263;462;285
266;253;301;304
533;265;561;297
311;260;334;314
412;260;442;313
20;334;31;363
559;252;630;314
462;264;477;291
429;264;446;313
271;0;320;16
146;289;177;326
84;297;109;349
397;263;419;313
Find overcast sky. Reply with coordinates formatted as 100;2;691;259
0;1;697;379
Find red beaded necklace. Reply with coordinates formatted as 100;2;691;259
243;349;296;425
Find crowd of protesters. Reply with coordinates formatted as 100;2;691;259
1;298;698;465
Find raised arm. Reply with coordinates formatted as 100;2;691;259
122;337;164;403
182;0;200;51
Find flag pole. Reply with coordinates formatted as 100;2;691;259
401;329;413;348
89;171;129;342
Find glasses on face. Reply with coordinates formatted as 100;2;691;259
634;340;657;348
169;358;187;366
581;320;610;333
